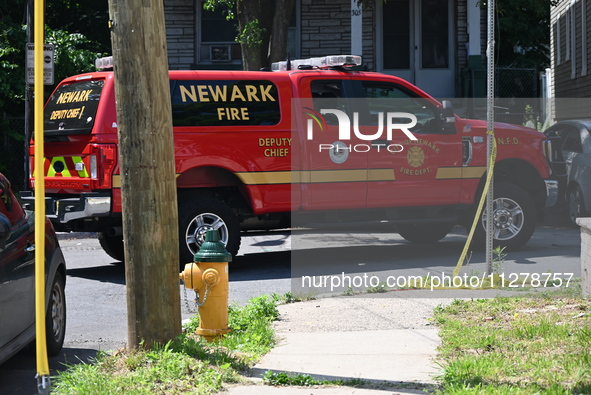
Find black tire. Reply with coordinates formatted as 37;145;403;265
567;184;586;227
473;182;536;250
178;196;241;265
397;223;453;243
98;231;125;262
46;271;66;356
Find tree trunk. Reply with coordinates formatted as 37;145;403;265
108;0;182;349
237;0;260;70
212;0;293;70
236;0;275;70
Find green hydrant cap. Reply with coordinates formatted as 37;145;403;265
194;229;233;262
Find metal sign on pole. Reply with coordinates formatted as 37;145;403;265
26;43;54;85
485;0;495;273
24;1;34;191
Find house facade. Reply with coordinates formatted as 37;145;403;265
163;0;487;99
550;0;591;120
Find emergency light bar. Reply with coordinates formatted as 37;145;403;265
271;55;362;71
95;56;114;70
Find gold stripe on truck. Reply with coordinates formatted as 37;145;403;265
461;166;487;179
113;173;183;188
235;171;293;185
435;166;486;180
307;169;367;183
236;169;395;185
368;168;396;181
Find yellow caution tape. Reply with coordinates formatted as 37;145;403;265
452;133;497;277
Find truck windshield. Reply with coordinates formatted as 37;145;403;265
44;79;104;136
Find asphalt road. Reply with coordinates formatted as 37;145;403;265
0;213;582;394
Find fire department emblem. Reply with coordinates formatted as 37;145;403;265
329;141;349;164
407;146;425;168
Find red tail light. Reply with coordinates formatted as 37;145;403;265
89;144;117;189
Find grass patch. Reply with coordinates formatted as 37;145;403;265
262;371;367;387
434;297;591;394
52;294;282;395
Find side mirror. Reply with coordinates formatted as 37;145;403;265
442;100;456;133
0;213;11;250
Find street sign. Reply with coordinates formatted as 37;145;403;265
26;43;54;85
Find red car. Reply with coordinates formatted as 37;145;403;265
0;173;66;364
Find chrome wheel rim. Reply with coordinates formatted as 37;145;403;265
50;280;65;342
185;212;228;256
482;197;525;241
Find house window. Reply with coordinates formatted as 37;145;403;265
421;0;449;68
382;0;411;69
196;1;299;66
286;3;300;60
197;2;241;64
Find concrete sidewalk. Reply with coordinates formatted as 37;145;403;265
222;293;451;394
222;288;529;394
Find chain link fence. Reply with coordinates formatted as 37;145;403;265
1;115;27;192
494;68;542;128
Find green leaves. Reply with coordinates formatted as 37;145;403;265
0;24;26;111
203;0;235;20
45;27;105;81
236;20;266;47
481;0;555;69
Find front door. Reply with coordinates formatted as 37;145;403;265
378;0;455;98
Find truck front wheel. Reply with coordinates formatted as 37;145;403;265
474;182;536;250
178;196;241;265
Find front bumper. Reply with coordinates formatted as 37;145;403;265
21;192;111;223
544;179;559;208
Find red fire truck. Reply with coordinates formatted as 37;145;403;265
22;55;558;264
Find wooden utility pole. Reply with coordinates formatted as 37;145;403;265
107;0;182;348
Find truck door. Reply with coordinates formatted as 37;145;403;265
352;79;463;208
295;77;368;211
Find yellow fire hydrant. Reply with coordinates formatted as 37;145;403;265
179;229;232;342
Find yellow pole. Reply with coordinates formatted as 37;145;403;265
33;0;50;390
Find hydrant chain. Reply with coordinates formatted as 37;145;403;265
194;281;213;307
